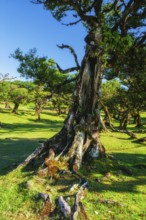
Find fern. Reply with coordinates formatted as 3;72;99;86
38;158;68;179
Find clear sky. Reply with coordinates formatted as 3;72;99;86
0;0;86;79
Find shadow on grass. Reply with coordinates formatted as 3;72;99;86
20;152;146;195
89;176;146;196
81;152;146;194
1;119;63;134
1;136;146;195
0;138;46;176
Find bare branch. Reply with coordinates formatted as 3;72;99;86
0;73;16;83
112;0;135;32
57;44;80;69
56;63;79;74
61;19;81;26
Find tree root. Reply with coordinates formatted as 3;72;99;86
38;193;53;219
17;118;105;173
58;196;72;218
109;123;137;139
58;181;89;220
133;136;146;143
98;199;124;207
72;181;88;220
18;143;47;168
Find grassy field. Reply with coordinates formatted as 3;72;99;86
0;105;146;220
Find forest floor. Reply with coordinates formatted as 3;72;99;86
0;104;146;220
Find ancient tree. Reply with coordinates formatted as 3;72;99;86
20;0;146;171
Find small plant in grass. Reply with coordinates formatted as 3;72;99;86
38;155;68;179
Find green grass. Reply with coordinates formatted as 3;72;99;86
0;105;64;173
0;105;146;220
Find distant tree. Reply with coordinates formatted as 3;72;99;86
11;48;74;89
120;68;146;127
101;79;121;123
0;74;16;108
0;81;11;108
101;78;146;130
11;49;76;116
10;84;29;113
33;85;48;120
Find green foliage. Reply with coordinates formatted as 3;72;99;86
0;104;64;171
10;86;28;103
101;79;121;104
11;48;68;87
11;49;74;112
0;81;11;102
101;75;146;129
103;30;134;52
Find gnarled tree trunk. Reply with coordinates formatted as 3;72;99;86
19;30;105;171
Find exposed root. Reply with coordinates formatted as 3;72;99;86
110;126;137;139
38;193;53;219
18;143;47;168
78;202;90;220
98;199;124;207
133;136;146;143
58;196;72;218
17;116;105;174
72;181;89;220
57;181;89;219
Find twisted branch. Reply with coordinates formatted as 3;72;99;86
57;44;80;70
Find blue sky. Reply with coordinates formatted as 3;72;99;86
0;0;86;79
